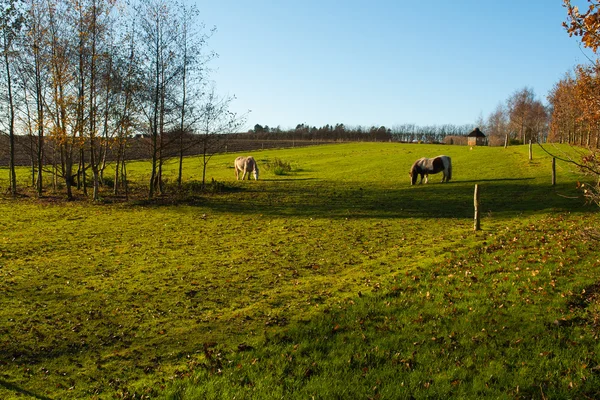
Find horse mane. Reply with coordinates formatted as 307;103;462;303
409;159;422;175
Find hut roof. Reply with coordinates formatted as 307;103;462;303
467;127;486;137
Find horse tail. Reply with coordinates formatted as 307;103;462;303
445;156;452;181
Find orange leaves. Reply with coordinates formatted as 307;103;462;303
564;1;600;53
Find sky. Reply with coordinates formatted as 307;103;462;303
193;1;593;131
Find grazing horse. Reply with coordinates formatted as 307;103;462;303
409;155;452;185
234;156;259;180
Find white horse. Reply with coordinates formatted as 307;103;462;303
409;155;452;185
234;156;259;180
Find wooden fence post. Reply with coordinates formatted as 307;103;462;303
552;157;556;186
474;184;481;231
529;140;532;160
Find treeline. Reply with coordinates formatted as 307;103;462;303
549;1;600;149
557;1;600;208
248;85;553;148
0;0;239;200
244;123;477;144
548;63;600;148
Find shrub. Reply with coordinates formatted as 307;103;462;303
266;158;293;175
102;177;115;188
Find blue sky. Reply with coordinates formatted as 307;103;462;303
194;1;592;130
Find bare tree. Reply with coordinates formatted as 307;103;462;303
174;2;214;188
507;87;548;144
23;0;48;197
197;88;243;189
135;0;181;198
0;0;23;196
485;103;510;147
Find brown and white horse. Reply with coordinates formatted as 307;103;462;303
234;156;259;180
409;155;452;185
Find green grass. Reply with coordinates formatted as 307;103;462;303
0;143;598;399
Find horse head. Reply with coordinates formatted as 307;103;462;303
409;163;419;185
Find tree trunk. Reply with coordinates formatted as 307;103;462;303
114;143;121;195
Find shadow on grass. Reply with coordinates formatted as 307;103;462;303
458;178;534;183
175;179;591;219
256;178;318;182
0;380;53;400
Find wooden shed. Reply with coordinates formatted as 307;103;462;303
467;127;487;146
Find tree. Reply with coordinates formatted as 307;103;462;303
110;14;138;198
485;103;510;147
82;0;116;201
23;0;49;197
0;0;23;196
506;87;548;144
552;0;600;208
548;73;578;144
174;2;215;189
564;0;600;52
135;0;183;199
45;0;82;200
197;87;242;189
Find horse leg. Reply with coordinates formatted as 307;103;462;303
424;174;429;184
235;167;240;180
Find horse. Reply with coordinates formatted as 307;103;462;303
234;156;259;180
409;155;452;185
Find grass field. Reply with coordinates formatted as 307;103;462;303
0;143;599;399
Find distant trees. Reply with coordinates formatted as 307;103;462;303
507;87;548;144
246;114;547;147
472;88;548;147
246;122;479;144
486;104;510;147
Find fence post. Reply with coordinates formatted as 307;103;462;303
552;157;556;186
474;184;481;231
529;140;532;160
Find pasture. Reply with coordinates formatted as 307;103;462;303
0;143;599;399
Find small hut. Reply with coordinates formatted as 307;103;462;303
467;127;487;146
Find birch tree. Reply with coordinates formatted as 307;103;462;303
197;88;241;189
0;0;23;196
136;0;180;199
23;0;48;197
174;2;214;188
